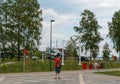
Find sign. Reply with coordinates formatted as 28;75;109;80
24;48;29;55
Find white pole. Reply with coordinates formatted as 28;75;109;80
62;48;64;65
42;52;44;62
23;53;26;72
0;51;1;62
61;40;65;65
78;39;81;65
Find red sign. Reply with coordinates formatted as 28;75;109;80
24;48;29;55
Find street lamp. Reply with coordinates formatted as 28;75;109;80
22;31;27;72
17;27;21;61
62;40;66;65
23;37;26;72
0;33;2;62
50;19;55;71
0;45;1;62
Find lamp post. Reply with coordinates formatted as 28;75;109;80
50;19;55;71
41;51;44;63
17;27;20;61
23;36;27;72
62;40;66;65
78;39;82;65
0;33;2;62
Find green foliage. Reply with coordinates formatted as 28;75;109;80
102;42;111;60
73;48;78;57
74;9;103;60
92;51;98;59
1;63;7;70
108;10;120;53
0;0;42;60
35;50;41;59
66;43;74;59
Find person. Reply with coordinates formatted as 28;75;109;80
54;53;61;79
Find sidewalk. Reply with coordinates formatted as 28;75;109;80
0;68;120;84
0;62;15;66
0;62;15;68
81;68;120;84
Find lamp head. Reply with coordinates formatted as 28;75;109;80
51;20;55;22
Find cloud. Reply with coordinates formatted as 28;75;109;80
39;0;120;56
100;0;120;8
62;0;120;16
40;8;80;50
63;0;120;8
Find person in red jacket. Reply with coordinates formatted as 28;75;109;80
54;53;61;79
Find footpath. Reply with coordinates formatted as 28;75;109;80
81;68;120;84
0;62;15;67
0;68;120;84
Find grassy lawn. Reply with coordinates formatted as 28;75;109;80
0;58;120;75
96;70;120;76
0;59;82;73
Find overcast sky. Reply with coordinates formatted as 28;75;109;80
38;0;120;56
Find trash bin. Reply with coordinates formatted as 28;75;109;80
89;63;93;69
82;63;87;70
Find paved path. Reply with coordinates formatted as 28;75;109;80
0;62;15;67
0;71;80;84
0;68;120;84
82;69;120;84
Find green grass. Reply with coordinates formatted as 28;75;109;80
0;59;82;73
96;70;120;76
0;59;120;74
0;61;23;73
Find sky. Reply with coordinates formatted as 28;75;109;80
38;0;120;57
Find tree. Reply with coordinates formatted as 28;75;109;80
108;10;120;59
35;50;42;59
73;47;78;57
74;9;103;60
0;0;42;60
45;47;50;58
102;42;111;60
65;43;74;60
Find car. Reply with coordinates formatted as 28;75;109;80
32;56;39;60
77;56;89;61
48;56;55;60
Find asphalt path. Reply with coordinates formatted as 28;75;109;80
0;68;120;84
0;71;80;84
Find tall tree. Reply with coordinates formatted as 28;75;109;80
102;42;111;60
108;10;120;59
74;9;103;60
66;43;74;60
0;0;42;60
0;0;7;61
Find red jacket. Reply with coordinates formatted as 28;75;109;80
54;57;61;67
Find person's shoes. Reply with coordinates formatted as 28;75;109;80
58;77;61;79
